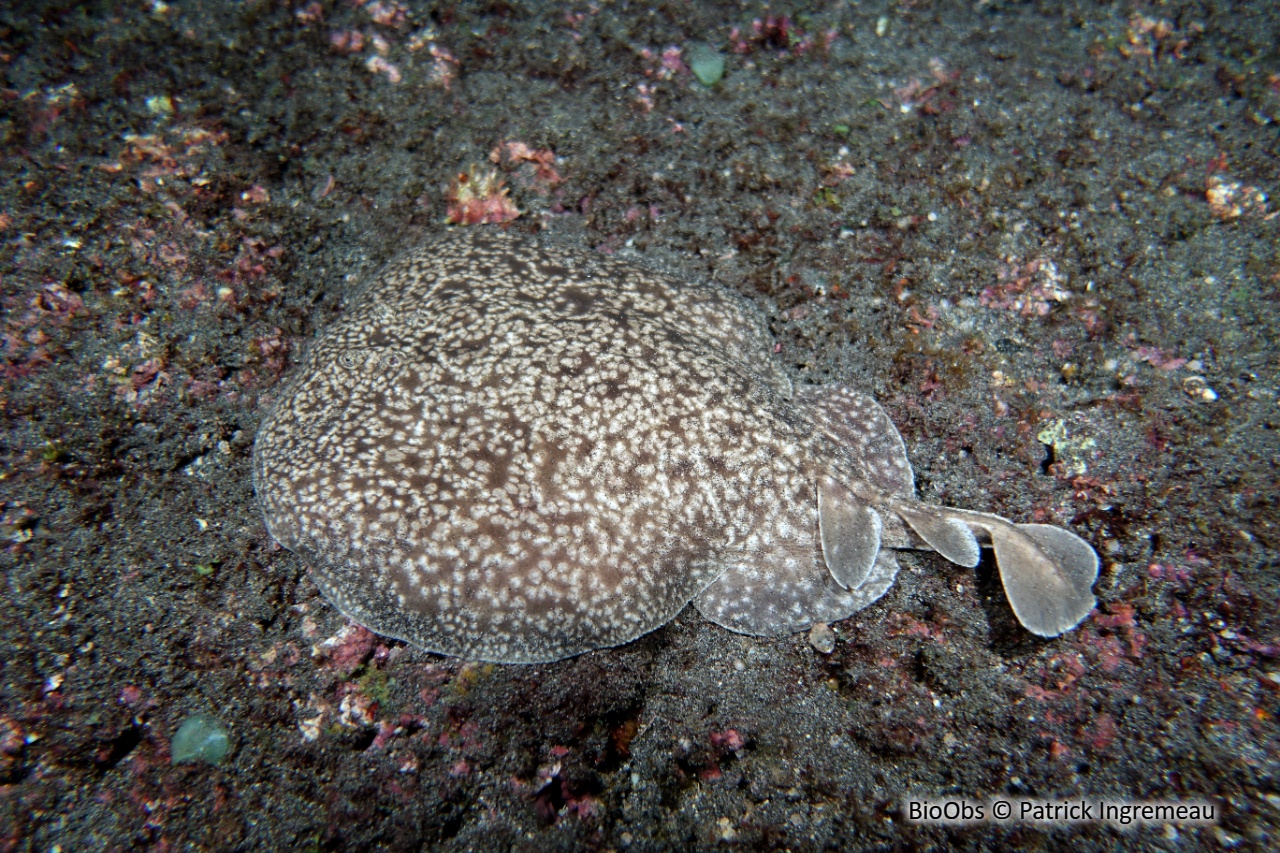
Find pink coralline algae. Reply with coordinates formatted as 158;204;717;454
3;283;85;382
329;30;365;54
445;166;520;225
312;623;377;675
492;142;564;189
364;1;407;28
710;729;745;754
979;257;1071;317
427;45;459;89
364;55;402;84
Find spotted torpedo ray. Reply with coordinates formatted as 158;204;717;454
253;229;1098;663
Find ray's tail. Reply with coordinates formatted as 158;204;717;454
892;499;1099;637
801;382;1097;637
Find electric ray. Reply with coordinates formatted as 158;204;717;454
253;229;1098;663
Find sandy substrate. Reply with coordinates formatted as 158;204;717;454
1;1;1277;849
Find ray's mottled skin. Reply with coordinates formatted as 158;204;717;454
254;229;1098;663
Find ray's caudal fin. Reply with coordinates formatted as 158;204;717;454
893;500;1098;637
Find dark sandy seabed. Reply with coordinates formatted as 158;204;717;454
1;0;1277;850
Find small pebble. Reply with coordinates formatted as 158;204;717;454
1182;375;1218;402
687;43;725;86
171;715;231;765
808;622;836;654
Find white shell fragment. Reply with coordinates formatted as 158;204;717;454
253;229;1099;662
808;623;836;655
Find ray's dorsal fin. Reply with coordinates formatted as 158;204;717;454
895;503;982;568
893;501;1099;636
817;479;882;591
